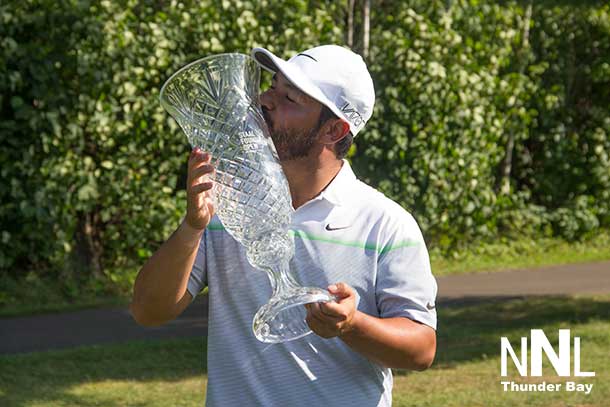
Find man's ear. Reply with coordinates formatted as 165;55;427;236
320;119;350;145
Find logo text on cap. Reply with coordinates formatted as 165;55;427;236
340;102;364;127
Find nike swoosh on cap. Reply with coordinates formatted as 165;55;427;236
296;53;317;62
325;224;350;231
426;302;436;310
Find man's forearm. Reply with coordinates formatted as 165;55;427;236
130;220;203;326
339;312;436;370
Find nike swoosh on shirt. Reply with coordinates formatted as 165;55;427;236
325;224;350;231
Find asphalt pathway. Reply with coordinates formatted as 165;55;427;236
1;261;609;355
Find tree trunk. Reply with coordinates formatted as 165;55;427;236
497;0;532;195
73;212;103;281
363;0;370;58
347;0;355;48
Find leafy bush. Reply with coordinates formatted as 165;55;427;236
0;0;342;300
358;2;529;250
0;0;608;301
516;4;610;233
354;0;609;251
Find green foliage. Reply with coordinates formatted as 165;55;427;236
517;4;610;238
359;2;527;248
0;0;342;302
353;0;610;252
0;0;608;300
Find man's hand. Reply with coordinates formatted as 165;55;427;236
305;283;358;339
305;282;437;370
185;148;216;231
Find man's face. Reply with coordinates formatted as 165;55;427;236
259;72;323;161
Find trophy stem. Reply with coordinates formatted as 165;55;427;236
252;260;335;343
268;260;300;296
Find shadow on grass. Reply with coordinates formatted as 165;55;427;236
0;337;208;407
395;294;610;376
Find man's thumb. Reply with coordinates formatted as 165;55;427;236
328;282;350;298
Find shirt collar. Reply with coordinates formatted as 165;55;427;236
318;159;357;207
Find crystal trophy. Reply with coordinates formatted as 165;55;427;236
159;54;334;343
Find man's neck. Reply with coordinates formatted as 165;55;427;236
280;151;343;209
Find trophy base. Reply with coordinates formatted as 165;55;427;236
252;287;335;343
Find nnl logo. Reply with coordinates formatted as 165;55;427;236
501;329;595;377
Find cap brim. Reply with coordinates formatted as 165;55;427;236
251;47;329;103
251;47;282;74
251;47;349;130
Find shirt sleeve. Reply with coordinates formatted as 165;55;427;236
187;228;208;301
375;212;438;330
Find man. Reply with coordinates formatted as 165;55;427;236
131;45;437;406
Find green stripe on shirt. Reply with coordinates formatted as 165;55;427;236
207;223;226;231
207;222;419;254
290;229;419;254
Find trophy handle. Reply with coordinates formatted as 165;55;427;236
252;260;336;343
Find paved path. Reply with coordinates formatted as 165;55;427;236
438;260;610;298
1;261;609;355
0;298;209;355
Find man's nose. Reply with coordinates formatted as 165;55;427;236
259;88;274;110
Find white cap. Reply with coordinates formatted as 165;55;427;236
251;45;375;137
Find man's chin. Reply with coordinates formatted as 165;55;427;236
269;131;316;162
271;140;297;162
275;147;291;163
269;140;286;160
277;151;311;163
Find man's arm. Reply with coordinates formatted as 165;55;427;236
130;221;201;326
305;283;436;370
130;148;215;326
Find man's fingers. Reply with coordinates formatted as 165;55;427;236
191;181;214;194
307;302;322;317
189;156;212;174
190;164;215;183
306;304;343;339
308;302;342;322
188;150;212;173
319;301;347;319
305;305;325;327
306;308;331;330
189;147;199;159
306;309;325;326
189;148;210;162
307;284;357;340
328;282;354;301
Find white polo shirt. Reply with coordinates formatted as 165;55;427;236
187;160;437;407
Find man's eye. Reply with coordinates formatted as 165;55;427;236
286;95;296;103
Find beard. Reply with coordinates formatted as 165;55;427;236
270;126;318;161
263;108;318;161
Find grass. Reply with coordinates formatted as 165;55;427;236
0;338;207;407
392;294;610;406
0;272;132;318
430;230;610;276
0;296;130;319
1;295;608;406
